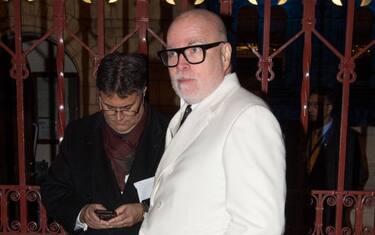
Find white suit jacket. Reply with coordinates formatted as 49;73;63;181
140;73;286;235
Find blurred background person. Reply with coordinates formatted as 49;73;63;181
306;87;368;232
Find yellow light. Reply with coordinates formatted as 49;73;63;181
194;0;205;5
278;0;287;5
81;0;119;3
165;0;176;5
360;0;372;7
248;0;288;5
331;0;343;6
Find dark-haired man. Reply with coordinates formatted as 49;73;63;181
41;53;168;235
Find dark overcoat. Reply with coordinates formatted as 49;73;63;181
41;107;168;235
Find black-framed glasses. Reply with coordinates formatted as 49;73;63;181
158;41;226;67
99;93;144;117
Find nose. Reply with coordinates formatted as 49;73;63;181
308;106;315;114
176;53;190;71
115;110;124;120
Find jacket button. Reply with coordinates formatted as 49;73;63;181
156;201;162;208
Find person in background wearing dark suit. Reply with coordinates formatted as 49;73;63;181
41;52;168;235
306;87;368;232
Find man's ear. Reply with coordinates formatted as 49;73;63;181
221;42;232;70
98;95;103;109
143;87;148;96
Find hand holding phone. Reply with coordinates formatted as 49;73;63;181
94;209;117;221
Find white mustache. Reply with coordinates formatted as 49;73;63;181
174;76;195;81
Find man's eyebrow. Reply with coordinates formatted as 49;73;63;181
103;102;133;109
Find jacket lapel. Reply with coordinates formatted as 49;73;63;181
155;73;241;185
87;115;122;205
125;108;163;192
158;105;213;173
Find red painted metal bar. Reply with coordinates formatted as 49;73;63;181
0;189;6;232
180;0;189;13
353;39;375;60
310;190;375;235
65;28;96;56
0;41;15;56
300;0;315;132
109;0;165;56
147;28;167;47
136;0;149;55
110;28;139;53
53;0;66;142
312;29;343;59
11;0;28;232
93;0;106;78
1;1;374;235
312;192;326;235
353;194;364;234
97;0;105;58
269;30;304;59
0;186;64;234
12;0;26;187
220;0;232;16
23;30;54;56
260;0;271;94
335;0;356;233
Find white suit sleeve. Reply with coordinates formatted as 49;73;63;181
223;105;286;235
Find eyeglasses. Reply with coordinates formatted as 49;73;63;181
158;41;226;67
99;94;144;117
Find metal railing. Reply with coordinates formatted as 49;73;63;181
0;0;374;234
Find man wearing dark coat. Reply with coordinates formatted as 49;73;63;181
41;53;168;235
306;88;367;232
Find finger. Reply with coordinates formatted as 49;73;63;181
85;212;109;228
106;213;131;228
87;219;111;229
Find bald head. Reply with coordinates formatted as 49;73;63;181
167;9;228;44
163;9;232;104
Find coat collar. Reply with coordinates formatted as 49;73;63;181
156;73;241;179
87;106;166;201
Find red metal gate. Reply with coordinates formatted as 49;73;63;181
0;0;374;234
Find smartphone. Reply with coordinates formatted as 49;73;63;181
94;209;117;221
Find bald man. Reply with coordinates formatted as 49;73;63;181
140;9;286;235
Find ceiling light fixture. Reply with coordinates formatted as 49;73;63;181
331;0;343;6
248;0;288;5
81;0;119;4
332;0;372;6
194;0;205;5
165;0;176;5
360;0;372;6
